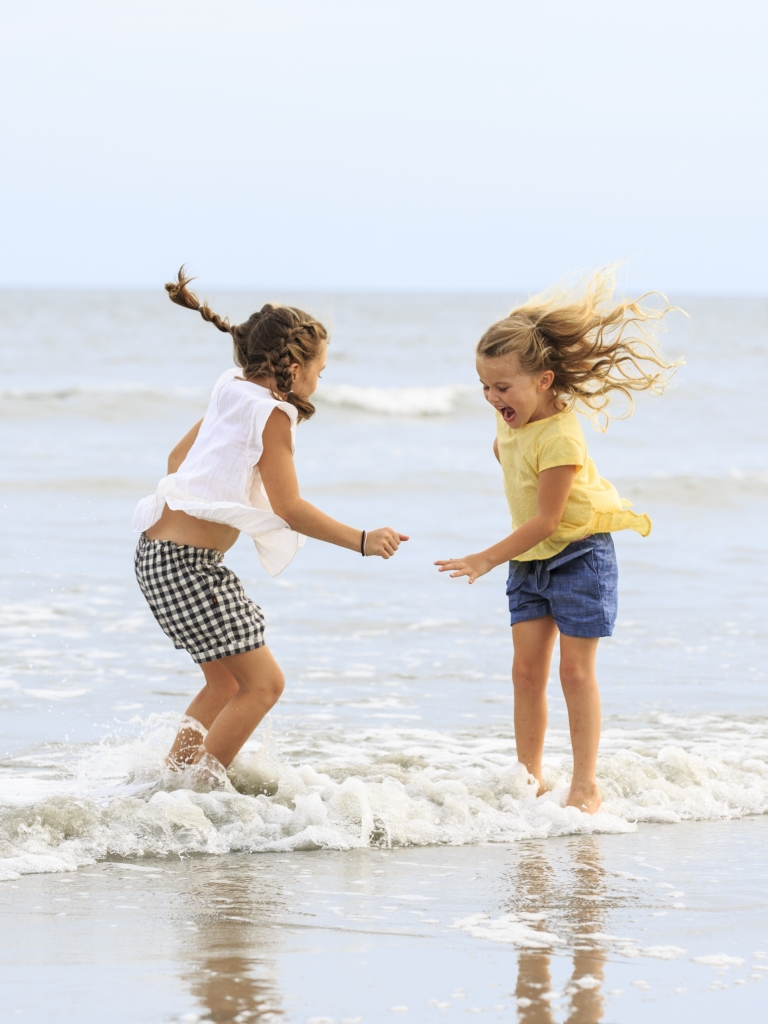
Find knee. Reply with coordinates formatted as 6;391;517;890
206;675;240;700
267;668;285;706
512;660;547;696
559;661;593;693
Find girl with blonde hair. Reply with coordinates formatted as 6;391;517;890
436;269;679;813
134;269;408;778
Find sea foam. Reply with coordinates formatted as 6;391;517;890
314;384;478;417
1;715;767;880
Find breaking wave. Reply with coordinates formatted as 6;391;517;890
314;384;479;417
1;382;482;420
1;715;766;880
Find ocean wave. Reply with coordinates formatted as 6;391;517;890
1;382;481;418
0;384;206;401
1;715;766;879
0;382;481;421
314;384;479;417
620;469;768;505
0;383;207;420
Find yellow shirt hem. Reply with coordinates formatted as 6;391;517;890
513;509;652;562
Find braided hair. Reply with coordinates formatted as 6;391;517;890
166;266;327;421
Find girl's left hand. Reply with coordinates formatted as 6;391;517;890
434;554;492;584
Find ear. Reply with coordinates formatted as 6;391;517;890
289;362;301;382
537;370;555;392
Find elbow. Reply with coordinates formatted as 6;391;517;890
167;449;183;475
539;516;562;538
271;498;303;526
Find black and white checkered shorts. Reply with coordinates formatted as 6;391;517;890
134;535;266;664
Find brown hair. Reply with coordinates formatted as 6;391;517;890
477;267;683;426
165;266;327;421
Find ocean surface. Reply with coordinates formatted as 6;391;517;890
0;290;767;1022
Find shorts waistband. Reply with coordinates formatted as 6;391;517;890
138;533;224;567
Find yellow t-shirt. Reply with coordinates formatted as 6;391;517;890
496;408;651;561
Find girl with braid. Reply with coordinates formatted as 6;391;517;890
133;268;408;776
436;269;679;814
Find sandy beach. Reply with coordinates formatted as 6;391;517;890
2;818;767;1022
1;291;767;1022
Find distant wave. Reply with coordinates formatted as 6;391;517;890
619;469;768;505
0;384;205;401
1;383;481;418
314;384;479;417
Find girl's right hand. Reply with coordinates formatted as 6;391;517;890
366;528;409;558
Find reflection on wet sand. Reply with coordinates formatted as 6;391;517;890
173;859;286;1022
506;839;609;1024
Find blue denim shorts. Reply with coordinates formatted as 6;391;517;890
506;533;618;638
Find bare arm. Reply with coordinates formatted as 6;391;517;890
258;409;408;558
168;419;203;474
493;437;500;463
435;464;577;583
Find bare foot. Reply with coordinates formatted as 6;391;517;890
188;749;230;790
566;780;602;814
166;718;207;769
524;770;549;798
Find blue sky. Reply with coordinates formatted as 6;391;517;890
1;0;766;291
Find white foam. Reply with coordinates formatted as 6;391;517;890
314;384;477;417
692;954;745;967
0;715;767;878
579;933;686;962
452;912;562;948
639;945;687;960
573;975;601;989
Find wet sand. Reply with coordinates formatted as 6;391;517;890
1;816;766;1023
2;292;767;1021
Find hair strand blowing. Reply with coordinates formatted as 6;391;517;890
476;266;684;429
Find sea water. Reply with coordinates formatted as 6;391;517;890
0;290;766;878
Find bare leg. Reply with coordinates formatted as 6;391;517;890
192;646;285;769
167;659;240;767
512;617;559;795
559;635;602;813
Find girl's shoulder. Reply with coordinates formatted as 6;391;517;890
213;367;240;391
534;408;585;444
533;410;587;467
211;369;298;424
550;407;584;436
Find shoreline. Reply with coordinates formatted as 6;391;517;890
1;816;766;1023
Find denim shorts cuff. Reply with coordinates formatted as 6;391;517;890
555;620;614;639
509;607;551;627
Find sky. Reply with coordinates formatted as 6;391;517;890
1;0;767;292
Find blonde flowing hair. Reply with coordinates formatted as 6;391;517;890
477;267;683;427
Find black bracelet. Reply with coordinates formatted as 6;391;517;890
360;530;367;556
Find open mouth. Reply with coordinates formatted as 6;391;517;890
499;405;516;424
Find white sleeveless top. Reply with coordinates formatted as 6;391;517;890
132;368;305;576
